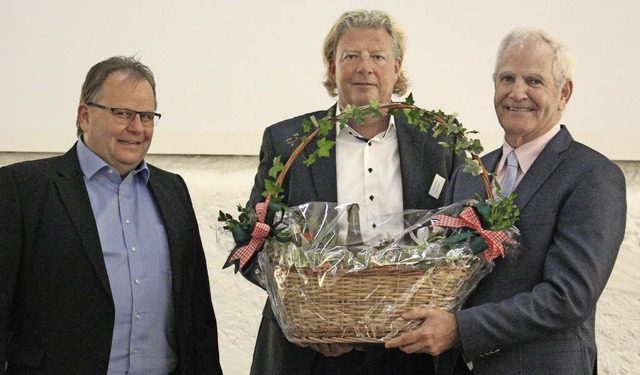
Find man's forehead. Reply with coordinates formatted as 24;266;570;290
97;74;155;107
499;43;552;68
338;28;392;43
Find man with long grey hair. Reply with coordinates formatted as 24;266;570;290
243;9;462;375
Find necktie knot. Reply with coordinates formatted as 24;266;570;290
501;151;519;197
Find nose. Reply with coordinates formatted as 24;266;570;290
356;56;374;75
510;79;528;101
126;113;145;132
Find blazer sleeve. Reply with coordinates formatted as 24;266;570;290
0;167;23;374
455;157;627;361
239;126;278;288
170;173;223;374
247;126;277;210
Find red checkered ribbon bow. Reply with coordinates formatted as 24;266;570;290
228;198;271;270
433;206;514;261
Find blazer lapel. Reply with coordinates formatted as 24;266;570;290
481;151;502;201
396;119;425;209
512;126;573;211
55;145;112;297
307;106;338;202
147;173;184;297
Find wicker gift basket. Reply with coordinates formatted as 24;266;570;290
221;98;521;345
258;201;519;344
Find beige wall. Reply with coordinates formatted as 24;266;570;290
1;152;638;375
3;1;640;160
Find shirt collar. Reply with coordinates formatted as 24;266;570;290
499;123;562;174
76;137;150;183
334;103;396;140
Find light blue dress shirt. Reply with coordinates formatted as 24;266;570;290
77;139;177;375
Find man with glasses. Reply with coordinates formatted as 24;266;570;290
0;56;223;374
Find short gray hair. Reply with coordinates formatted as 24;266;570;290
493;28;574;88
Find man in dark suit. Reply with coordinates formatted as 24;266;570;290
242;9;462;375
0;56;223;374
385;29;626;375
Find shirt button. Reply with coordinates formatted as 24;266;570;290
368;168;373;173
132;348;138;354
368;142;372;146
135;313;141;320
125;219;131;224
135;278;140;285
369;195;374;201
120;191;125;196
108;169;114;174
372;223;377;229
131;246;136;252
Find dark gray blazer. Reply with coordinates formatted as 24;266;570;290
245;107;463;375
444;126;626;375
0;145;223;375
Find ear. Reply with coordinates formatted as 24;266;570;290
395;58;402;76
77;103;90;132
559;79;573;110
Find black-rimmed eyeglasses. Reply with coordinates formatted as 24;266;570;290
86;102;161;127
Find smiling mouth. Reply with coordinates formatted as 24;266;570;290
506;106;535;112
119;140;141;145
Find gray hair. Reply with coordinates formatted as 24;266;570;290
76;56;156;136
322;9;408;97
493;28;574;88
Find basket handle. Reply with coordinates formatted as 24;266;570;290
273;103;494;200
275;128;319;187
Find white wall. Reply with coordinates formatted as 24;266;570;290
1;0;639;159
1;152;638;375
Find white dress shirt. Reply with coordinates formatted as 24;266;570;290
336;114;404;244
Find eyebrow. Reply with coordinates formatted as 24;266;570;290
525;73;545;81
341;47;388;54
497;71;546;82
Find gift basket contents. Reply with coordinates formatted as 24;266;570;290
219;96;521;345
258;200;519;344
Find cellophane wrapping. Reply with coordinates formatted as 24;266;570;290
258;200;520;344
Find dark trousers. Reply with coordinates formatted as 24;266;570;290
250;314;436;375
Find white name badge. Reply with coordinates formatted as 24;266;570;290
429;174;446;199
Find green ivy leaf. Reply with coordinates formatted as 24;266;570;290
268;156;284;179
264;179;284;197
303;153;317;166
405;92;415;105
302;118;312;133
316;138;335;158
